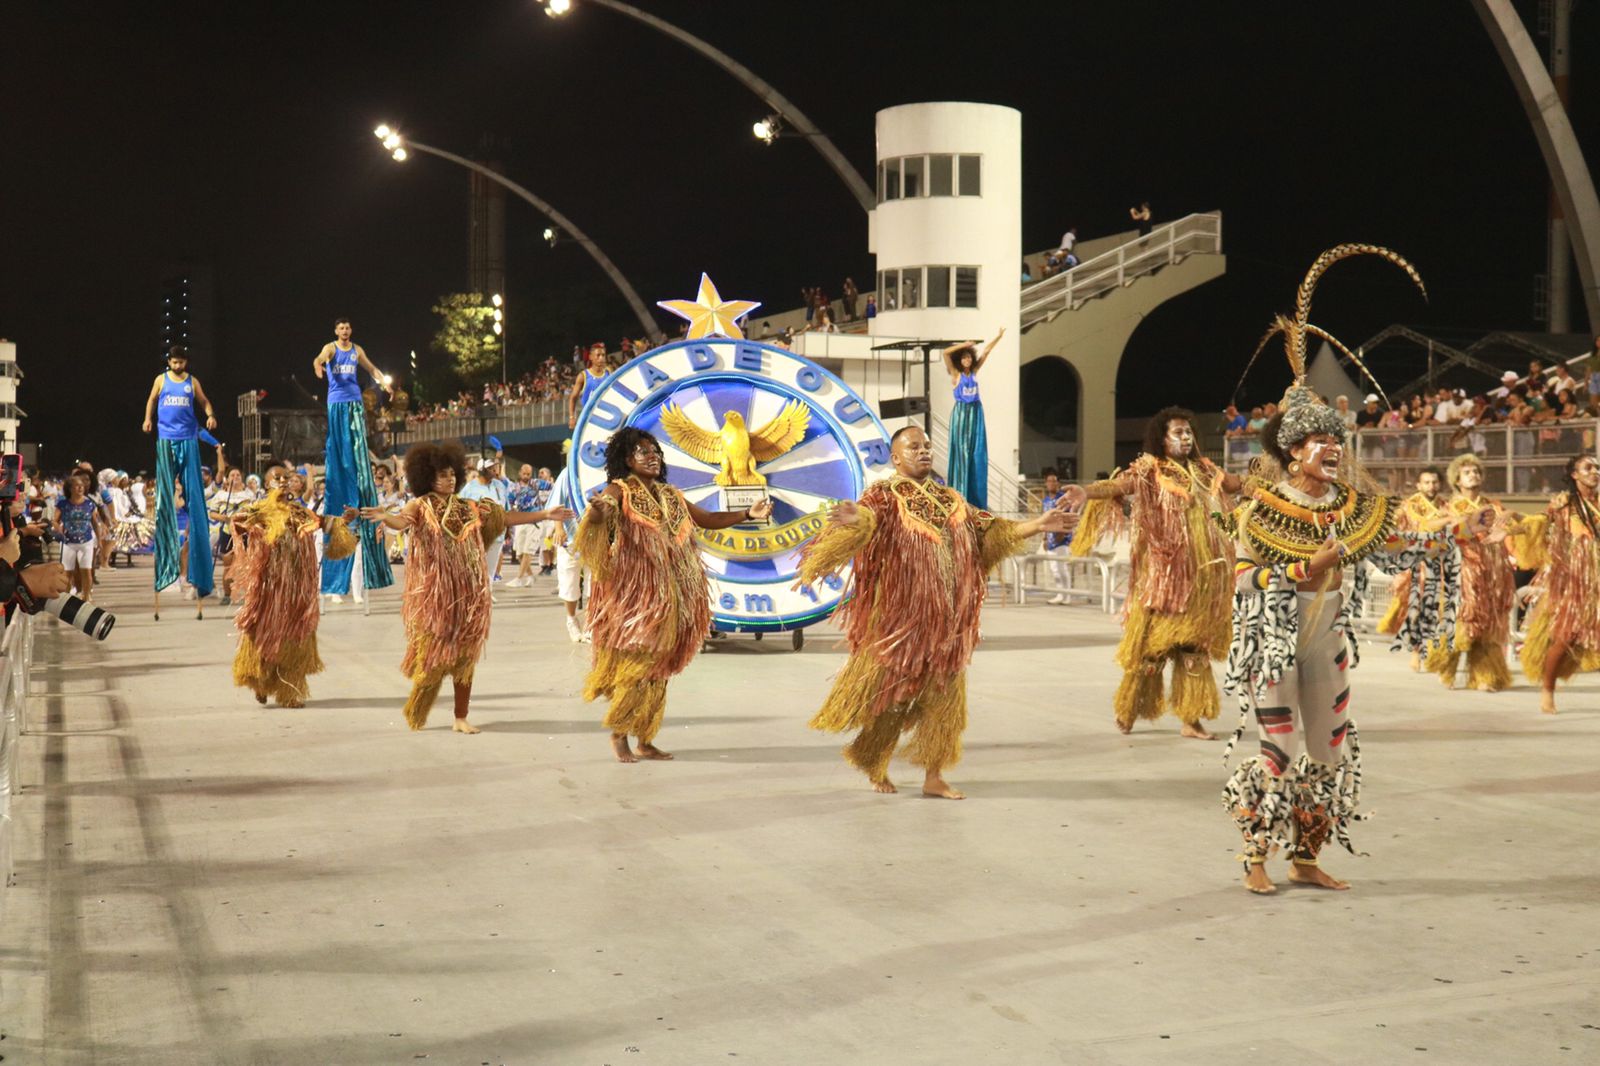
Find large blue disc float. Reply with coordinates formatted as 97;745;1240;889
566;338;893;633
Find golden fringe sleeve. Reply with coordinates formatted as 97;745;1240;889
798;507;877;586
1070;496;1124;557
1506;514;1548;572
574;495;619;583
476;500;508;546
323;518;358;561
979;516;1029;574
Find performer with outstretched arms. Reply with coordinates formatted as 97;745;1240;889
1073;407;1240;739
313;317;394;604
230;465;359;708
1515;455;1600;714
941;329;1004;509
361;442;572;733
1219;245;1497;896
1426;454;1516;691
797;424;1080;799
141;345;216;616
1376;467;1455;671
574;427;772;763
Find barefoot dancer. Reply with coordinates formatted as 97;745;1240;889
229;465;359;708
798;425;1079;799
1426;454;1516;691
1073;407;1239;740
575;427;772;763
1220;245;1495;895
361;442;571;734
1376;468;1453;671
1516;455;1600;714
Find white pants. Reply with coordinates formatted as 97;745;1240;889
1045;545;1071;589
62;540;96;571
556;543;582;603
512;523;542;558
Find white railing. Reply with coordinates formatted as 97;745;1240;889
392;397;570;446
1020;211;1223;328
0;612;36;923
1223;419;1600;497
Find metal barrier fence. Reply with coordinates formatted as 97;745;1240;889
0;611;36;923
1225;419;1600;497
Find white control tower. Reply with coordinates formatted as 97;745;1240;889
0;341;22;451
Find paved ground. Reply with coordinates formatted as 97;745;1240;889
0;560;1597;1066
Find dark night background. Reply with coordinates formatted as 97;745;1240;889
2;0;1595;471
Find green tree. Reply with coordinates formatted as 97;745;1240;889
430;293;502;384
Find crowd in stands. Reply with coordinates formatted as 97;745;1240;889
397;339;652;426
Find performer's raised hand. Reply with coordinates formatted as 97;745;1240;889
542;505;576;523
747;498;774;521
1055;484;1087;513
358;505;389;523
1038;508;1080;534
829;499;861;526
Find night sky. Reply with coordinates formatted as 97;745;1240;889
3;0;1595;472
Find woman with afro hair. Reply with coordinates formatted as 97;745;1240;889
362;441;572;733
573;426;771;762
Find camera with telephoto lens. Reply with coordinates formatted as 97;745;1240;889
38;594;116;640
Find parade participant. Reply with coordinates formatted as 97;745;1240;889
567;343;611;428
941;329;1005;509
53;474;101;601
460;457;509;599
574;426;772;762
141;345;217;614
798;424;1080;798
505;464;542;587
1039;469;1074;604
549;463;587;643
108;474;152;558
1426;453;1516;691
361;442;571;734
313;318;394;604
1072;407;1240;739
1376;467;1453;670
1219;244;1495;895
209;467;257;605
535;466;556;575
1515;455;1600;714
230;466;359;708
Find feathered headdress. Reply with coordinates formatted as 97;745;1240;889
1235;243;1427;450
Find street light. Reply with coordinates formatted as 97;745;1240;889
373;123;661;341
490;293;506;383
533;0;874;213
542;226;557;246
752;115;780;144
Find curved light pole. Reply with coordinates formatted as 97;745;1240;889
375;125;662;341
540;0;875;214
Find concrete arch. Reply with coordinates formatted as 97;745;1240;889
1019;355;1081;479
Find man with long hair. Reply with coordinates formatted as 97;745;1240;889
1514;454;1600;713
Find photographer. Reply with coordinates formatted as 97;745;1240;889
0;511;72;625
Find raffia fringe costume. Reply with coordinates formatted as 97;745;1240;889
1073;454;1235;728
1515;492;1600;685
230;490;356;706
575;476;711;744
798;475;1024;780
1424;494;1515;690
1376;492;1457;657
399;494;506;729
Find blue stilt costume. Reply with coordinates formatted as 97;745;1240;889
152;370;214;596
947;372;989;510
320;344;394;595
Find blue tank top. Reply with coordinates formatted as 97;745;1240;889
579;368;608;409
156;372;199;440
327;345;363;404
954;373;980;404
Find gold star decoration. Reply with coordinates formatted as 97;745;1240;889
657;274;762;340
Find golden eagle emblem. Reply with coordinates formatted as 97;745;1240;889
660;400;810;486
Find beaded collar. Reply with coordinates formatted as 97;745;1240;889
1226;479;1395;566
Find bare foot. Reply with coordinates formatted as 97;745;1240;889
1288;863;1350;890
1179;721;1216;741
922;773;965;800
1409;651;1421;673
1115;718;1133;735
611;734;638;763
452;717;481;735
1243;863;1276;895
279;698;304;709
636;742;674;761
255;693;267;705
1540;689;1557;715
870;776;897;794
1441;674;1457;690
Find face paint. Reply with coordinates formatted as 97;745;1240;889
1165;420;1195;457
1459;465;1482;491
1298;437;1342;482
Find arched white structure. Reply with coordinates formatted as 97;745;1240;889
869;102;1022;479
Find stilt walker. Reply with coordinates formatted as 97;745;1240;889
141;345;216;619
1219;245;1497;895
798;424;1079;799
575;427;773;763
1073;408;1239;739
1426;454;1516;691
313;318;394;602
1515;455;1600;714
362;442;571;733
230;465;358;707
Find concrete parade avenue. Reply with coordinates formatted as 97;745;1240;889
1;561;1596;1066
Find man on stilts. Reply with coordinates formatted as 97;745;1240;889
313;317;394;605
141;345;216;618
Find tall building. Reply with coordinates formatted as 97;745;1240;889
468;140;507;299
160;264;215;377
0;340;23;452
